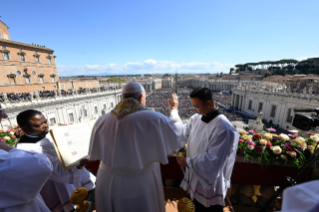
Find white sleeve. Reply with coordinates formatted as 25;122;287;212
0;149;52;208
44;152;82;185
170;109;193;147
186;128;239;189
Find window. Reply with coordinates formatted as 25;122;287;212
62;84;65;89
20;54;25;62
19;48;22;51
16;70;22;76
84;108;88;117
50;118;56;124
95;106;98;114
25;77;30;83
69;113;74;122
32;71;36;76
54;85;56;88
40;77;44;83
3;52;9;60
248;100;252;110
111;102;114;108
48;58;52;64
103;104;106;110
1;45;5;49
42;86;45;90
0;34;2;39
34;50;37;53
35;56;40;63
51;77;55;82
270;105;276;118
258;102;263;112
91;82;94;86
286;109;293;123
69;83;72;88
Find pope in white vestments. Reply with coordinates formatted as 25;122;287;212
174;87;239;211
0;142;52;212
89;82;183;212
16;110;95;212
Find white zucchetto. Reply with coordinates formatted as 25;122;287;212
122;82;144;94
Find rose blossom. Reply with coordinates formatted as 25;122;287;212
11;135;16;139
267;127;276;132
266;142;272;149
238;139;244;143
306;132;315;137
247;145;255;150
239;129;247;135
253;134;261;139
254;146;264;155
281;155;287;160
295;137;305;143
272;145;282;154
288;134;298;139
249;129;257;134
290;151;297;158
279;133;289;141
0;137;5;142
247;139;256;146
310;135;319;142
263;133;273;140
260;139;267;145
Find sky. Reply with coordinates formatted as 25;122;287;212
1;0;319;76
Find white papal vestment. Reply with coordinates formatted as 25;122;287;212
89;98;183;212
171;111;239;207
0;148;52;212
17;136;95;212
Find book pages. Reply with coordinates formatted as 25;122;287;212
50;123;92;169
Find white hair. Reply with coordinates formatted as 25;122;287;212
122;82;145;99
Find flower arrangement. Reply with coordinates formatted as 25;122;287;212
0;126;24;147
237;128;319;169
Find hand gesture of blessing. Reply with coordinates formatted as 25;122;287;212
167;93;179;111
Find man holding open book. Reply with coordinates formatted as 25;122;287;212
89;82;184;212
16;110;95;212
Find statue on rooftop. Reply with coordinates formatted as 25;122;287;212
256;112;263;124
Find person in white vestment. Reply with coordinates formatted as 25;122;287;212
16;110;95;212
171;87;239;212
0;141;53;212
280;180;319;212
89;82;183;212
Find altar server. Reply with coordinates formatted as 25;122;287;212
0;142;52;212
172;87;239;212
89;82;183;212
16;110;95;212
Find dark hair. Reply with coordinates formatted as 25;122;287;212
17;109;42;127
189;87;213;103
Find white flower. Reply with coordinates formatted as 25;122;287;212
10;132;14;135
279;133;289;141
310;135;319;142
260;139;267;145
247;145;255;150
272;145;282;155
281;155;287;160
295;136;305;143
4;136;10;140
263;133;273;140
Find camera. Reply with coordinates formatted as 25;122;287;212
293;108;319;130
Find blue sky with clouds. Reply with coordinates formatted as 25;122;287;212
1;0;318;76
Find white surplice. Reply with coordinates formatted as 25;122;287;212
89;102;183;212
280;180;319;212
0;148;52;212
171;111;239;207
17;136;95;212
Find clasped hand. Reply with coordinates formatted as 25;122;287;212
77;158;90;169
176;156;187;168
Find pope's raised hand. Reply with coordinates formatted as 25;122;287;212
167;93;179;111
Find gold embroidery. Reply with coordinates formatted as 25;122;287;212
111;98;149;119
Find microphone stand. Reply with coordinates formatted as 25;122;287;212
259;146;319;212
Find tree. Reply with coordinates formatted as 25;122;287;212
229;68;235;75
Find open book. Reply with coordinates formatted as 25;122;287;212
49;119;97;170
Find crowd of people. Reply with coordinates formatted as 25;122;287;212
146;88;195;119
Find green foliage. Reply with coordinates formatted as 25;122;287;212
107;77;127;83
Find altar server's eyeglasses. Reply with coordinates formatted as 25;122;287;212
192;103;204;109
